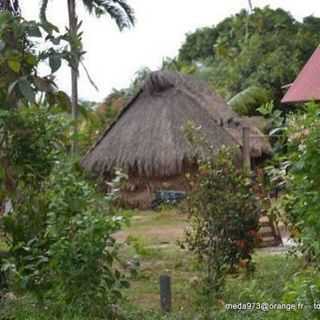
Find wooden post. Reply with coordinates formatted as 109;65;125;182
68;0;79;155
242;127;251;170
160;275;172;313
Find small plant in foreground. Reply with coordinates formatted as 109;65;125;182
181;147;260;303
2;160;129;319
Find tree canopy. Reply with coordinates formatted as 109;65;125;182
178;7;320;102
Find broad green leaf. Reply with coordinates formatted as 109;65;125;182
55;91;71;110
26;54;37;66
49;54;61;73
0;14;9;26
228;86;271;116
18;79;35;103
8;60;21;73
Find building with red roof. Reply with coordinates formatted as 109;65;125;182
282;47;320;104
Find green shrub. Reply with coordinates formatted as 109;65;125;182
2;160;128;318
181;147;260;302
0;11;131;319
283;103;320;263
281;271;320;320
0;106;129;318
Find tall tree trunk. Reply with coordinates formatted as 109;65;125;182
248;0;253;12
67;0;79;155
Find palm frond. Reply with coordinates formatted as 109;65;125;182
112;0;135;26
82;0;135;30
81;0;94;13
228;86;271;116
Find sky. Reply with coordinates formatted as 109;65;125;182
21;0;320;102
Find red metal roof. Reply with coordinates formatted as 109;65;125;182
282;47;320;104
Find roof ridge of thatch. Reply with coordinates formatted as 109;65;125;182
145;71;175;93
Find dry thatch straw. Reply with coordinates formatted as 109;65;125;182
81;71;271;177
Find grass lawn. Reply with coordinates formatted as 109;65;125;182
116;209;303;317
0;209;309;320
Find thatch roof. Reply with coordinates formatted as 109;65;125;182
82;71;271;177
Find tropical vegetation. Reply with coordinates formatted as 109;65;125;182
1;2;320;320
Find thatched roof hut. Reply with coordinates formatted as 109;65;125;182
82;71;271;179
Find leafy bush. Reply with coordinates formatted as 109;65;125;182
281;271;320;320
181;147;260;301
0;106;68;188
2;159;128;318
178;7;320;102
0;10;130;320
0;101;128;319
261;103;320;319
279;103;320;262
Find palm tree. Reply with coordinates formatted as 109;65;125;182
40;0;135;153
248;0;253;12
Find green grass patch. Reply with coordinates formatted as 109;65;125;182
123;245;301;314
116;210;305;319
0;210;311;320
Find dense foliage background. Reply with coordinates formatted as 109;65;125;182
178;7;320;104
97;7;320;124
1;3;320;320
0;9;130;320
